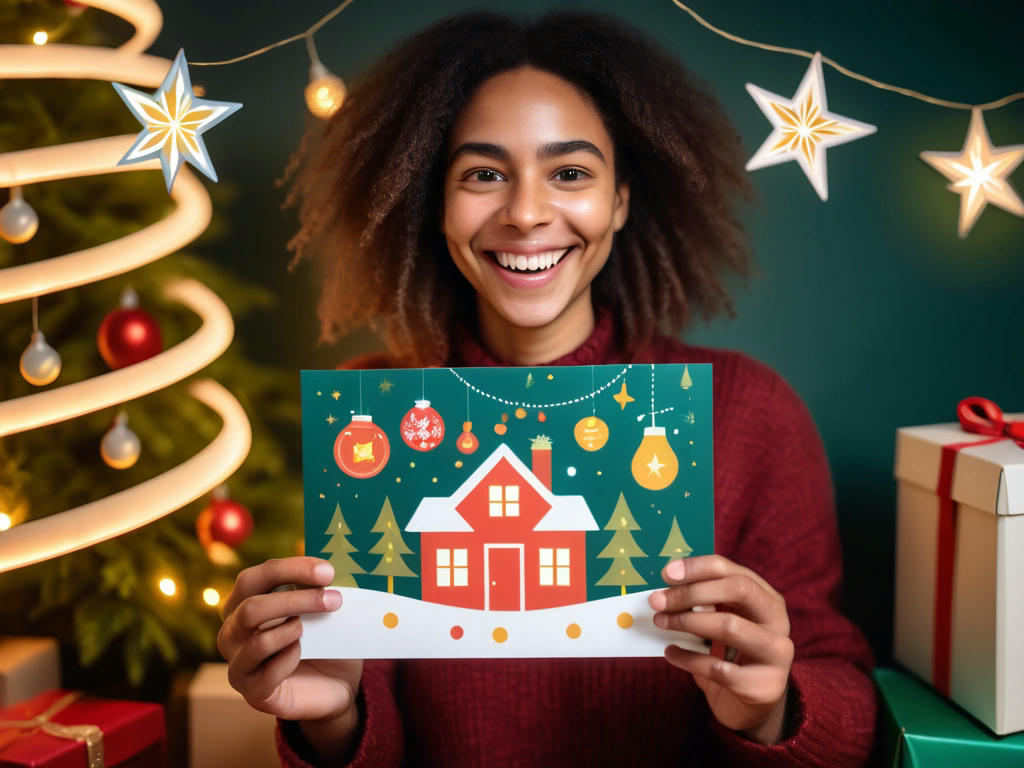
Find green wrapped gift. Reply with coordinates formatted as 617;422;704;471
876;668;1024;767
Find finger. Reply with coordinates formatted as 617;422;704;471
663;646;789;706
653;609;793;666
661;555;782;601
223;557;335;618
229;615;305;681
218;587;341;658
649;575;787;630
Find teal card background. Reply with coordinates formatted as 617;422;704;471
302;363;713;602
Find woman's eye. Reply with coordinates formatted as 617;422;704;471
554;168;587;182
471;169;502;182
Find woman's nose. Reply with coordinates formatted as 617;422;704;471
499;176;554;231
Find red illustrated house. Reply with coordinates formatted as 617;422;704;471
406;437;597;611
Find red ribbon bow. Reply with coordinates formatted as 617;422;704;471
933;397;1021;696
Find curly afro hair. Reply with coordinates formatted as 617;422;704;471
285;11;753;365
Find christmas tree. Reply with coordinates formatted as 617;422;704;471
0;0;302;693
659;516;693;565
595;492;648;595
322;502;364;587
369;497;416;593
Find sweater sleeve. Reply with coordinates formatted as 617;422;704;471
708;360;876;767
275;661;404;767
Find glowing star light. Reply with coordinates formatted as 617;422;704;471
920;108;1024;238
746;53;876;201
113;50;242;191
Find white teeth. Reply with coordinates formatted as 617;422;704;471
491;249;570;272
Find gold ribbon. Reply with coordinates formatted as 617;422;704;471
0;691;105;768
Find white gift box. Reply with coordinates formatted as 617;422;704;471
893;415;1024;734
188;662;279;768
0;636;60;707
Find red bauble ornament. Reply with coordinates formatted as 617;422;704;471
334;414;390;478
400;399;445;452
97;288;162;369
197;489;254;549
456;421;479;454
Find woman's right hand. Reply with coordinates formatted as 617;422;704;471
218;557;364;759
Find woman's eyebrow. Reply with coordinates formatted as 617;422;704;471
449;142;507;166
538;140;606;165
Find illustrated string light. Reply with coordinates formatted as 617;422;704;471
447;365;631;410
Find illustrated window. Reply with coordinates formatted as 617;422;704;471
539;548;570;586
488;484;520;517
436;548;468;587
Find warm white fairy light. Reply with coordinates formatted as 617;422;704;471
0;514;12;532
32;31;48;46
158;577;177;597
202;587;221;607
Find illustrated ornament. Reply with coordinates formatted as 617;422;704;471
100;412;141;469
631;426;679;491
97;287;163;369
400;399;445;452
574;415;609;452
20;330;62;386
112;49;242;192
0;187;39;244
335;414;390;478
920;107;1024;238
746;52;876;201
612;382;635;410
196;485;254;549
456;421;479;454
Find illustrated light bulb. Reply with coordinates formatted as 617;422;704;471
0;187;40;244
20;329;62;386
305;61;346;119
630;426;679;491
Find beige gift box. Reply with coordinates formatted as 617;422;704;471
188;662;279;768
0;636;60;708
893;417;1024;734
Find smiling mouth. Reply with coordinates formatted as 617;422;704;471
486;247;573;273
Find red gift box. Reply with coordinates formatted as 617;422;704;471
0;690;164;768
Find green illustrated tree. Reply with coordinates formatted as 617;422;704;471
322;503;365;587
0;1;302;694
595;492;648;595
659;516;693;567
369;497;417;593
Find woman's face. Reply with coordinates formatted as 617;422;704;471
442;67;629;338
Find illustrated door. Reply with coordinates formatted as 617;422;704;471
486;545;522;611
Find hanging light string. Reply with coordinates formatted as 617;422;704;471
642;363;676;426
670;0;1022;111
448;366;631;410
190;0;359;67
31;296;39;332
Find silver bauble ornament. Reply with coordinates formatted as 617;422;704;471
19;330;62;386
0;189;39;244
101;412;141;469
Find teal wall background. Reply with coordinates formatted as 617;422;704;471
152;0;1023;661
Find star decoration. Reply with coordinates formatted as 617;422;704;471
746;52;876;201
920;108;1024;238
326;414;337;425
331;390;341;400
612;382;635;410
112;49;242;191
378;380;394;394
646;453;666;477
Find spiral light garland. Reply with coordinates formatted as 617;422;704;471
0;0;251;573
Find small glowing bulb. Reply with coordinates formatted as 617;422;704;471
305;61;346;119
32;31;48;45
158;577;177;597
0;513;12;531
202;587;220;606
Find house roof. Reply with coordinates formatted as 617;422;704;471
406;443;598;534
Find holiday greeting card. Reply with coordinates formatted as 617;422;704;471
300;363;713;659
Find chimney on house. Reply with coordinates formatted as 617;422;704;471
530;435;552;491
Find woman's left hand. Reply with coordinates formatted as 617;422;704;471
648;554;793;745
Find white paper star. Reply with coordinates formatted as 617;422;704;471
646;454;666;477
746;52;876;201
113;50;242;191
920;108;1024;239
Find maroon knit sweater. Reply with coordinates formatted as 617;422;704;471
278;312;877;767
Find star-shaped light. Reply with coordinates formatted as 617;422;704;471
326;414;337;425
612;382;635;410
746;53;876;201
113;49;242;191
331;390;341;400
646;454;666;477
920;108;1024;238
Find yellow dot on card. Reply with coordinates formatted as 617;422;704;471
566;623;581;639
319;493;325;499
596;470;602;476
454;460;463;468
514;407;527;419
383;612;399;629
432;477;438;483
492;627;508;643
409;462;416;468
617;612;634;629
547;374;554;380
494;424;507;435
395;477;402;483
